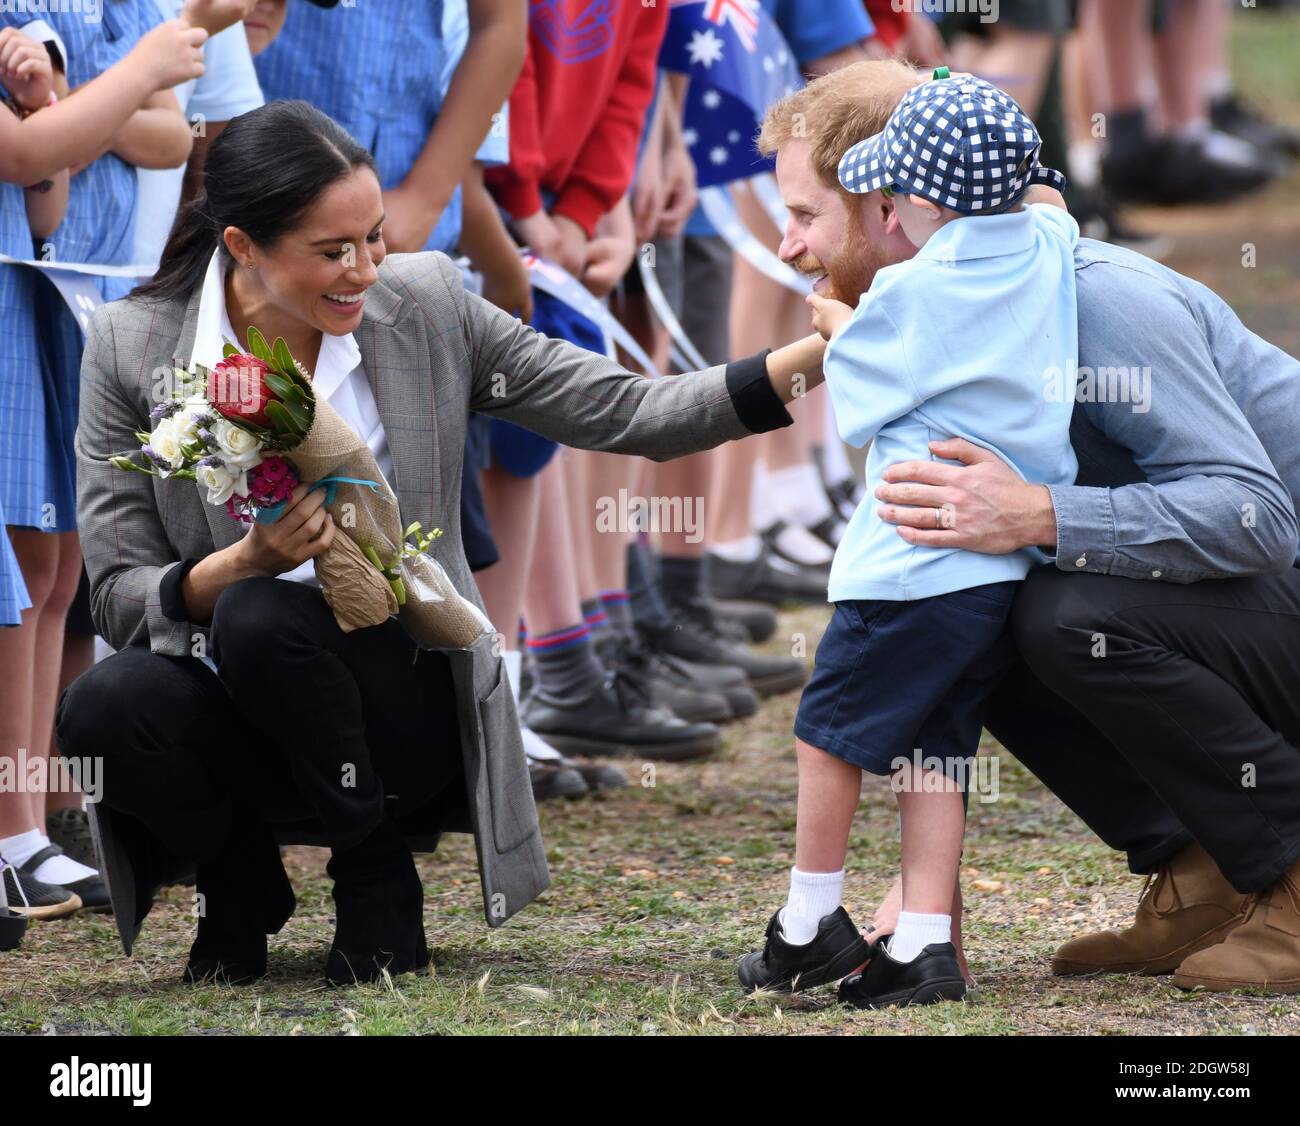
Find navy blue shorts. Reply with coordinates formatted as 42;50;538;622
793;583;1019;776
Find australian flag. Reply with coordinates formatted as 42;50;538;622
660;0;803;188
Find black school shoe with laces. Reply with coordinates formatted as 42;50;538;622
738;907;871;992
837;939;967;1009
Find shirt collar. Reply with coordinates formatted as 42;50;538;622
914;207;1038;265
189;249;362;398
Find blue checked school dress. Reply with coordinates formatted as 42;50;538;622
255;1;469;251
7;4;164;540
0;176;38;624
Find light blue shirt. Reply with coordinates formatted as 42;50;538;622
825;203;1081;602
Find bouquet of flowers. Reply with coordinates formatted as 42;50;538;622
111;328;491;648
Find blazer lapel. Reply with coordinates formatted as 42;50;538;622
354;283;438;532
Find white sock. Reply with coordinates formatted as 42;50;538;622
767;463;833;527
780;867;844;945
503;648;523;704
710;534;762;564
0;829;96;885
888;911;951;963
504;648;566;765
521;725;564;764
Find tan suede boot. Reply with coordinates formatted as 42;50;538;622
1173;854;1300;993
1052;841;1250;976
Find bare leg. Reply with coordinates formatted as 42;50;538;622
969;27;1058;117
523;456;586;636
1153;0;1213;132
45;631;95;815
0;529;52;841
560;450;600;604
27;532;83;825
896;771;966;917
869;873;972;985
1093;0;1151;115
793;737;861;873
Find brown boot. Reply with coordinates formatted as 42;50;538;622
1173;855;1300;994
1051;841;1250;976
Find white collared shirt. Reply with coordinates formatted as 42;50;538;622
190;249;396;587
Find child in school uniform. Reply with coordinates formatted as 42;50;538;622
737;74;1080;1009
0;11;205;918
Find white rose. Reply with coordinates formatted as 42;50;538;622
149;416;185;470
196;461;246;506
211;418;263;470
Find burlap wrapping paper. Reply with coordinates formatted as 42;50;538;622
285;397;490;648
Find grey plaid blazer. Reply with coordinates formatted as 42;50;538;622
75;251;783;929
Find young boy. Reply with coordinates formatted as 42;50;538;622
738;74;1080;1008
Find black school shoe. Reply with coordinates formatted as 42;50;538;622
738;907;871;992
837;940;966;1009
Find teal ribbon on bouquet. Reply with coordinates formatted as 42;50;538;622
253;475;383;525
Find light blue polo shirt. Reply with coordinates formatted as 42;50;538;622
825;203;1081;602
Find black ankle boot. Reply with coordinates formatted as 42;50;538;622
183;816;295;986
324;817;428;986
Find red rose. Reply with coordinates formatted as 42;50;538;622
207;354;274;427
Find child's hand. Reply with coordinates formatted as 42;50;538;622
132;20;208;92
0;28;55;111
806;292;853;341
482;248;534;323
582;233;635;298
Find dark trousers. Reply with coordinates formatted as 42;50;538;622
988;564;1300;893
55;578;463;863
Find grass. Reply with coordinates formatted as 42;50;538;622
3;10;1299;1040
4;601;1299;1036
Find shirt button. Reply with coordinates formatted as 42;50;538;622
1074;555;1087;568
1151;570;1162;578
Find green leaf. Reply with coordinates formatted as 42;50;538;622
403;521;421;541
264;373;296;401
272;336;296;376
222;341;240;359
391;577;407;606
362;544;385;571
263;400;297;434
278;395;309;429
246;326;273;363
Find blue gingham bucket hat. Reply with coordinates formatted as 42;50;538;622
838;73;1066;213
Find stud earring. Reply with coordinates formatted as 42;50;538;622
246;260;255;270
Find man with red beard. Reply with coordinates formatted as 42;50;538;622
754;61;1300;997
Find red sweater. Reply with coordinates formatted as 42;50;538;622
487;0;669;236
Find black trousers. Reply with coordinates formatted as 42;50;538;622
988;564;1300;893
55;578;464;864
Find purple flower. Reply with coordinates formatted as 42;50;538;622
148;400;182;425
141;446;169;471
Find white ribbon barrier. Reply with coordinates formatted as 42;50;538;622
521;251;661;379
698;185;811;297
636;252;709;374
0;253;153;335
